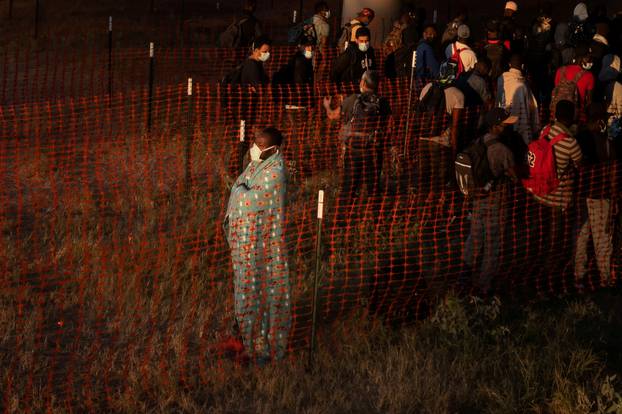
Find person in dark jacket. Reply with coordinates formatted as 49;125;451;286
237;36;272;88
272;37;315;107
331;27;376;84
238;0;263;48
232;36;272;124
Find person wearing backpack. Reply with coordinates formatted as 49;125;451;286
460;108;518;295
551;44;595;120
323;71;392;198
338;8;375;51
331;27;376;85
525;101;583;285
483;20;511;89
444;25;478;77
416;62;465;195
219;0;262;48
224;36;272;125
272;37;315;108
574;103;619;289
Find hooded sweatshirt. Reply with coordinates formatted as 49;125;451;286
496;68;540;144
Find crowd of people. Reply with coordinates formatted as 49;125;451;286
221;0;622;363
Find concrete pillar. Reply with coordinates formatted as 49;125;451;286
341;0;401;47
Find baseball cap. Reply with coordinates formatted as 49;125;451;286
457;24;470;39
485;108;518;127
505;1;518;12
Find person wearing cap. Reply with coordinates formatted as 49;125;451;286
323;70;392;199
574;103;618;289
331;27;376;84
462;108;518;295
568;3;593;48
553;43;596;116
444;24;478;74
500;1;526;54
496;54;540;144
224;127;291;364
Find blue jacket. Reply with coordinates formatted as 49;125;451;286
416;41;440;79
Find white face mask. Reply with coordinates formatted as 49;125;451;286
304;50;313;59
358;42;370;52
259;51;270;62
581;62;593;70
250;144;276;162
250;143;262;161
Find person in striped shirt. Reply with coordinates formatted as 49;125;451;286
533;100;583;210
532;100;583;291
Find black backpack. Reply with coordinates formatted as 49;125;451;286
221;62;245;85
344;93;382;144
455;136;498;196
219;18;248;48
416;83;447;138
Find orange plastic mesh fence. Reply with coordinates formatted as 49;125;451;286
1;79;620;411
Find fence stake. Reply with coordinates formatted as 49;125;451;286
108;17;113;104
403;50;417;157
238;119;247;174
34;0;39;39
147;42;155;132
185;78;193;186
308;189;325;368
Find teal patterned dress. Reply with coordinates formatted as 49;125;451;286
225;152;291;360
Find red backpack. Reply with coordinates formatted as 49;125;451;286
449;43;466;77
522;125;567;196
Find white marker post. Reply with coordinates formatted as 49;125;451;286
309;190;325;367
433;9;438;24
185;78;193;186
293;10;297;23
239;120;246;142
108;17;113;101
147;42;156;132
404;50;417;157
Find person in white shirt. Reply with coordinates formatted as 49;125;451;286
496;54;540;144
444;24;478;73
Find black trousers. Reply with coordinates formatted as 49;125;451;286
342;145;382;198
